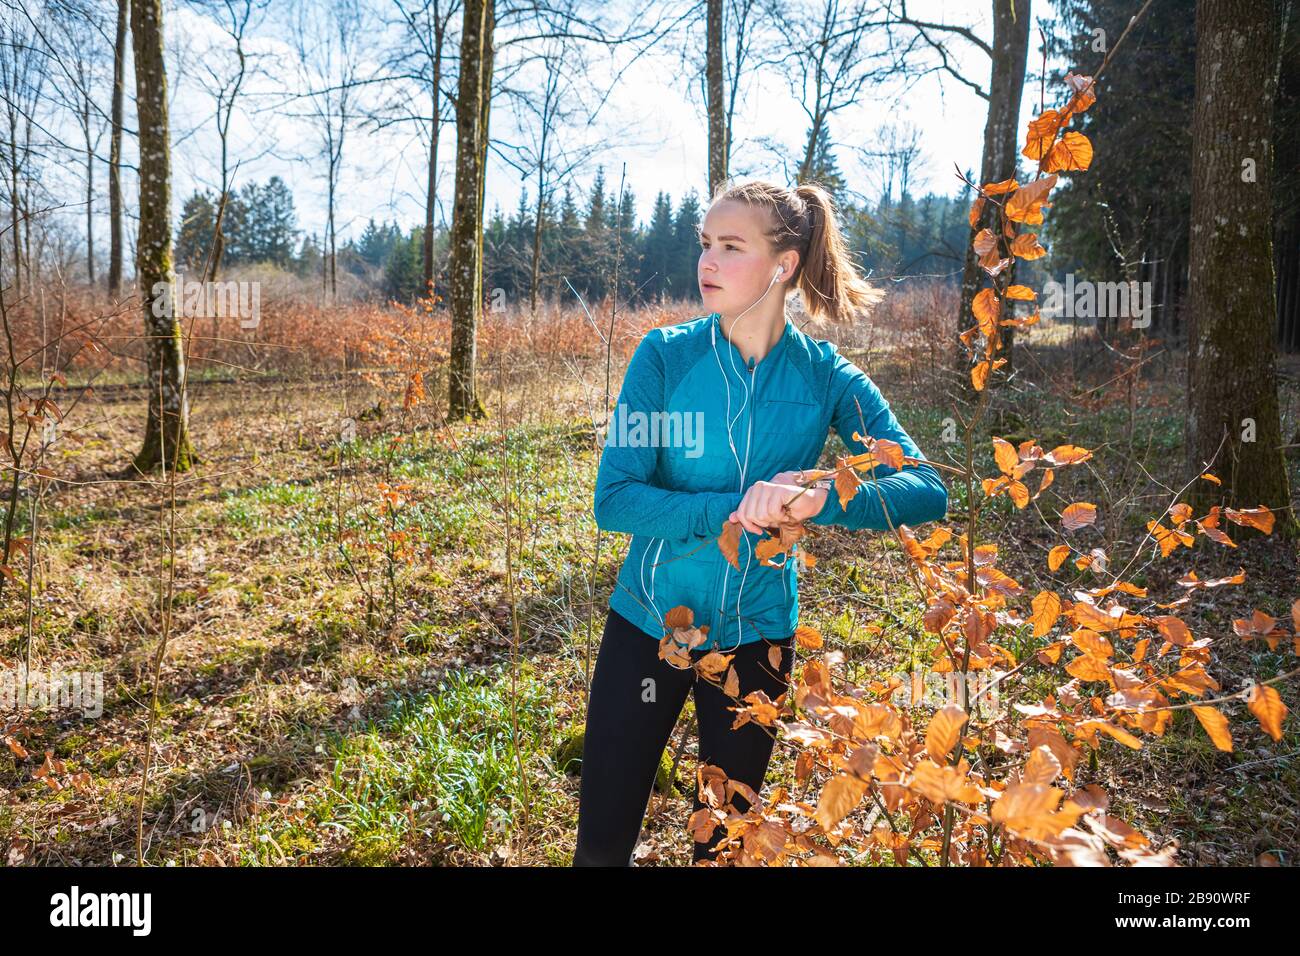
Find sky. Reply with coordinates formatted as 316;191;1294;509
40;0;1070;257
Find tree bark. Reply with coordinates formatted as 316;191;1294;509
706;0;727;198
109;0;127;298
477;0;493;314
423;18;445;295
84;97;94;285
129;0;196;474
1185;0;1295;538
448;0;492;420
956;0;1030;381
529;130;547;315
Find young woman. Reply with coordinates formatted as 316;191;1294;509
572;179;948;866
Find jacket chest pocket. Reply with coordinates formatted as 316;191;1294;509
754;397;827;470
757;397;824;437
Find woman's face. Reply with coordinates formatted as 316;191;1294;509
697;199;793;316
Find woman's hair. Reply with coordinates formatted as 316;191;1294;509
709;178;883;326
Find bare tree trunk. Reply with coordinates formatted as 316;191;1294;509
21;146;31;290
109;0;127;297
957;0;1030;379
706;0;726;198
477;1;493;302
448;0;492;420
84;99;95;285
529;155;546;315
7;105;20;298
423;34;444;295
327;173;337;301
1185;0;1295;537
129;0;195;474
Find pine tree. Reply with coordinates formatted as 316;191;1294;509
1046;0;1195;337
260;175;299;267
807;122;848;206
384;225;426;303
295;232;323;278
641;191;676;301
671;189;702;298
176;190;217;272
613;187;641;304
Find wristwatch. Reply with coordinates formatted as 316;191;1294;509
798;470;834;491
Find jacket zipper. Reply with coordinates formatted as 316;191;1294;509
711;353;758;649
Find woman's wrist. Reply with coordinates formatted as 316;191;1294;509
798;470;834;492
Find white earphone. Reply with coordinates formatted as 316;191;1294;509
642;262;789;658
707;263;787;651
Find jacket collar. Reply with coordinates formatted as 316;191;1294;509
709;311;794;370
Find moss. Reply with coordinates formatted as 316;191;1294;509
170;589;200;608
55;734;90;758
342;830;402;866
96;745;128;770
238;582;264;608
246;752;299;788
72;609;104;635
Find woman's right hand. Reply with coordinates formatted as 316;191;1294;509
728;475;827;535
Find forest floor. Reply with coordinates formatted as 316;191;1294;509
3;326;1298;866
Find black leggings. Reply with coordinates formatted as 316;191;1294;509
572;606;794;866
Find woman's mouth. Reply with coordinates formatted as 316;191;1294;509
701;282;721;291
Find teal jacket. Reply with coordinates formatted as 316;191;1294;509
593;311;947;650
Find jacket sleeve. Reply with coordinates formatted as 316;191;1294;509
592;330;743;541
808;346;948;531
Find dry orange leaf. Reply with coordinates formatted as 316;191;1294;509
973;288;1000;339
1085;720;1144;750
910;758;983;805
1022;110;1061;161
1010;232;1047;260
794;624;823;650
815;773;868;831
1044;130;1094;172
1066;653;1112;683
1006;174;1058;225
925;703;968;762
992;436;1019;475
971;358;1007;391
982;177;1019;195
1029;590;1060;634
717;521;741;571
1247;684;1286;742
1047;544;1071;571
1192;705;1233;752
1225;506;1274;534
1063;71;1097;113
1022;745;1062;785
1061;502;1098;530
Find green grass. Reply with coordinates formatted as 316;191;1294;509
303;659;565;865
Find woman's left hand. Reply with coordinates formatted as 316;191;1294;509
728;471;828;535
